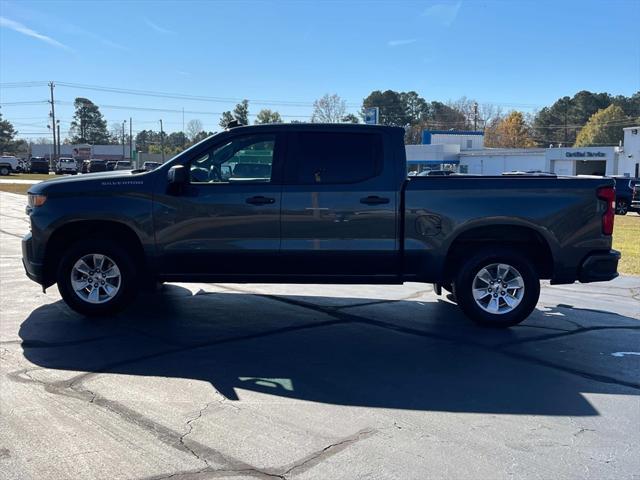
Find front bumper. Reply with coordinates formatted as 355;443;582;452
22;232;45;285
579;249;620;283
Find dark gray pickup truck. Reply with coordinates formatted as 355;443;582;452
22;124;620;327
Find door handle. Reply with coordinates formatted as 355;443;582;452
360;196;390;205
246;196;276;205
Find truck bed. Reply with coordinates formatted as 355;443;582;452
403;175;615;283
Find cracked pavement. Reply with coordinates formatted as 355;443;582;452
1;191;639;479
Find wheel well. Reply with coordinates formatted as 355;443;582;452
44;220;146;285
443;225;554;281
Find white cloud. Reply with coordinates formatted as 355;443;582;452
422;1;462;27
0;16;72;51
144;18;174;34
388;39;418;47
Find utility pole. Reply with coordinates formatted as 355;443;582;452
56;121;61;159
182;107;185;149
159;119;165;162
129;117;133;161
48;82;57;164
473;102;478;131
563;99;568;145
122;120;127;159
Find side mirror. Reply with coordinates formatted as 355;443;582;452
167;165;187;194
168;165;187;184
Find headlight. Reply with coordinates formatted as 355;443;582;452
27;193;47;208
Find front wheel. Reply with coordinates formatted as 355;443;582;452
454;248;540;327
0;166;9;176
57;239;138;316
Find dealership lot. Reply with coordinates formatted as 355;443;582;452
1;191;639;480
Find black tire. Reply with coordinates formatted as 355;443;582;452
57;238;138;316
615;199;628;215
0;166;9;176
454;247;540;328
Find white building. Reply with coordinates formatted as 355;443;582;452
409;129;637;177
422;130;484;150
459;148;547;175
620;126;640;177
406;143;460;171
545;147;618;176
408;130;483;173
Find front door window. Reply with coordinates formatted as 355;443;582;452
190;135;275;184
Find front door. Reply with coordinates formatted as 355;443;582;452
280;130;399;279
154;132;283;278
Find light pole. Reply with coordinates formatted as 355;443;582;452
47;123;53;168
122;120;127;159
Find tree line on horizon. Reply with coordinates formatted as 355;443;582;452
1;90;638;157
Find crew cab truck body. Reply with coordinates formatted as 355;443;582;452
22;124;620;327
0;155;19;176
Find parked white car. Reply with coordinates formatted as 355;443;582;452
0;156;19;176
114;161;132;170
55;157;78;175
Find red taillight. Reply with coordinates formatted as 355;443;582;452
597;186;615;235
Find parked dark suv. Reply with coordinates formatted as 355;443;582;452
613;176;639;215
632;184;640;211
87;159;107;173
29;157;50;174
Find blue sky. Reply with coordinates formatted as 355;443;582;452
1;0;639;139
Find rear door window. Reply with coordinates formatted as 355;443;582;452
292;132;382;184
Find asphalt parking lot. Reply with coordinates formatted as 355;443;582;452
1;191;639;480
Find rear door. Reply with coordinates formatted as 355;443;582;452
280;130;399;279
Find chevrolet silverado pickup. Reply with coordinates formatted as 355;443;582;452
22;124;620;327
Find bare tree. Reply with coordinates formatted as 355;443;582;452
109;122;123;145
311;94;347;123
186;119;203;140
447;97;503;130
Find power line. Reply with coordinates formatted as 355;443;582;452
52;100;310;118
53;81;354;108
2;80;549;110
0;81;48;88
0;101;49;106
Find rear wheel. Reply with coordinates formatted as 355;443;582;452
454;248;540;327
615;199;628;215
0;166;9;176
57;239;137;316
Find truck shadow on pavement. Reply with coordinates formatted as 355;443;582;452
18;285;640;416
